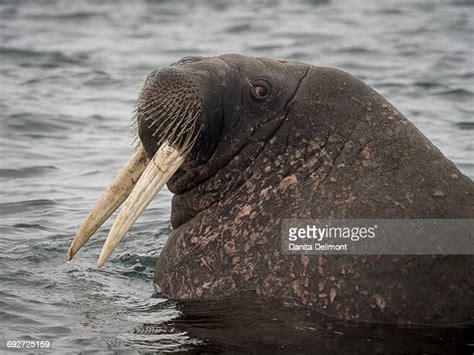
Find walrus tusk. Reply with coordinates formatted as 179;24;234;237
97;142;184;268
66;144;149;261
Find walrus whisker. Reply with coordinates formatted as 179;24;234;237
174;109;201;139
146;109;172;129
151;103;188;138
130;96;174;144
166;117;193;149
156;106;200;145
180;122;200;157
142;95;176;116
166;101;197;134
152;109;201;165
147;106;181;135
176;117;199;138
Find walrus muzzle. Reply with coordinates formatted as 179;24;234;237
67;66;203;267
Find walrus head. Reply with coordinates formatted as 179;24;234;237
67;54;309;266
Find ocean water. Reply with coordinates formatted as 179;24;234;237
0;0;473;353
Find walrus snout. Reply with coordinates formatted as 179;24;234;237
136;66;204;160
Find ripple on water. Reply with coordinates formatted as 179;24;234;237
0;47;87;68
455;121;474;130
3;112;85;133
0;199;57;216
0;165;58;179
434;88;474;99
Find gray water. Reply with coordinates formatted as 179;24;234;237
0;0;473;353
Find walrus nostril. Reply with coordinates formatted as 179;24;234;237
133;67;203;159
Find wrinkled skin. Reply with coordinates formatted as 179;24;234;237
136;54;474;324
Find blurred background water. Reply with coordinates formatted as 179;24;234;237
0;0;473;352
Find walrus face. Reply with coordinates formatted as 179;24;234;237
138;55;307;180
67;54;309;266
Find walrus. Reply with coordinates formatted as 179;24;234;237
67;54;474;324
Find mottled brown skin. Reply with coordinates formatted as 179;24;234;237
136;54;474;324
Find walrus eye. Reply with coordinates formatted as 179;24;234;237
250;80;271;101
254;85;267;97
